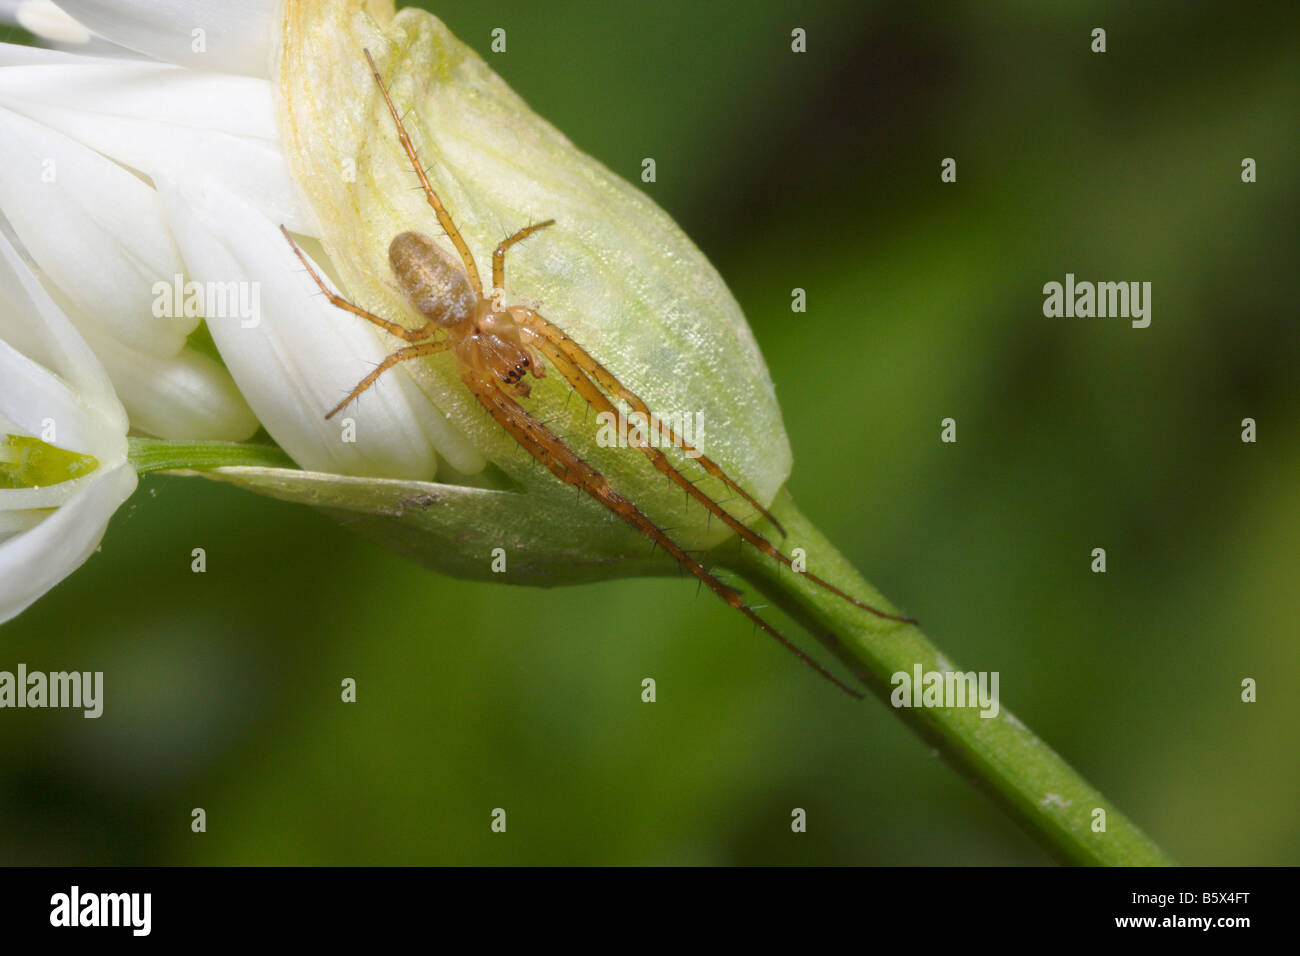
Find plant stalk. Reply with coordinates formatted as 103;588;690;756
720;489;1175;866
127;437;295;475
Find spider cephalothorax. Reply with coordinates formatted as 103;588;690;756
385;228;545;397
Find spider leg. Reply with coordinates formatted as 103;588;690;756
492;220;555;299
327;339;453;420
363;48;484;296
516;311;916;625
279;226;439;343
514;307;786;536
463;368;863;698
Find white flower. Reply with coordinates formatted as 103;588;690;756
0;0;471;477
0;226;135;624
0;0;494;623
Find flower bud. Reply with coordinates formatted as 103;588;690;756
262;0;792;568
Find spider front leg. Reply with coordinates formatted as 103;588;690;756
461;367;863;697
326;339;454;419
277;226;455;418
511;308;916;626
492;219;556;304
363;49;484;296
279;226;441;343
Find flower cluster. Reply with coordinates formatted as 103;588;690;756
0;0;792;622
0;0;468;622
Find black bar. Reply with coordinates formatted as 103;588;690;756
0;865;1283;942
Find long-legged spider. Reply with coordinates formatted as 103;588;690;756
279;49;913;696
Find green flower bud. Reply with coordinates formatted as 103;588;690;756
217;0;793;580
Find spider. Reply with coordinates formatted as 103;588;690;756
278;49;913;697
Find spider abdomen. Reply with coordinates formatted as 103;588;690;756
389;231;476;325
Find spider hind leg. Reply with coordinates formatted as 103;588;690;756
463;368;864;698
513;308;916;626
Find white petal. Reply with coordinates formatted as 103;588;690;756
0;60;275;137
0;226;125;442
0;12;133;58
0;105;195;355
87;335;260;441
0;461;135;624
0;336;107;461
0;468;99;510
30;277;261;441
2;253;255;441
50;0;275;76
0;40;102;65
0;260;49;363
0;507;48;536
0;63;317;234
13;0;92;44
156;175;455;480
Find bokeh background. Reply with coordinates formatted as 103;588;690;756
2;0;1297;864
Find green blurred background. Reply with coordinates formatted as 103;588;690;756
2;0;1297;864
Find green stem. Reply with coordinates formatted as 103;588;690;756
127;437;296;475
719;488;1175;866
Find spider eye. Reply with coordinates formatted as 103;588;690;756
522;357;530;367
